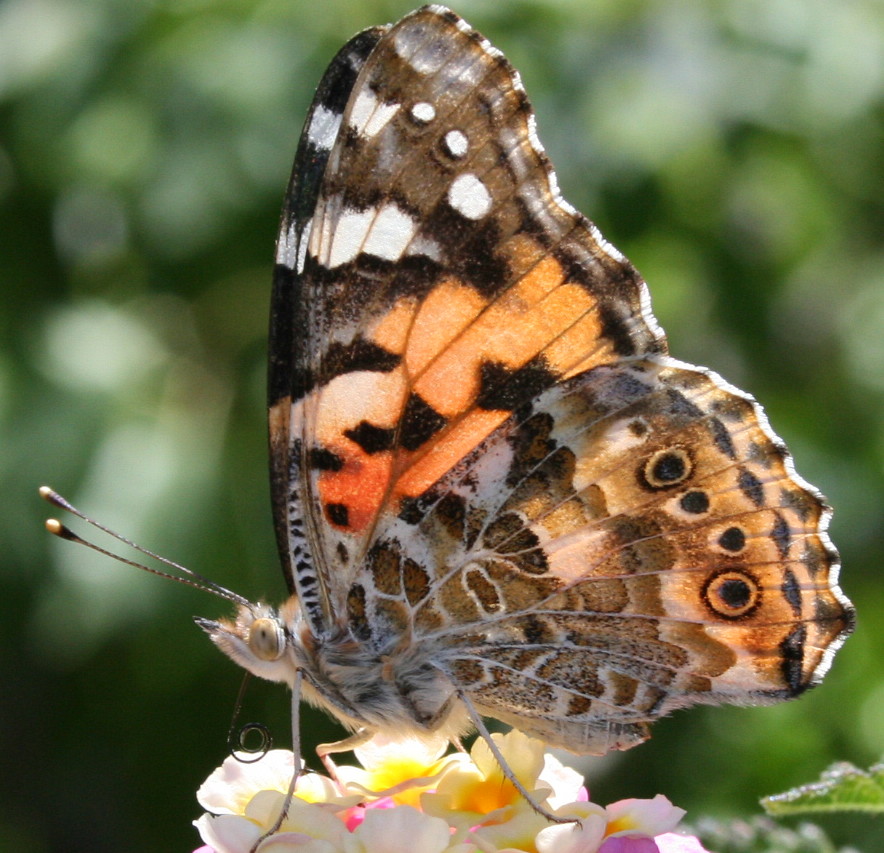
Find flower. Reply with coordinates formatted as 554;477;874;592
653;835;711;853
420;730;586;851
192;732;710;853
336;732;454;810
535;794;688;853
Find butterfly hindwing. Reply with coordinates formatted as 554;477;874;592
346;355;850;753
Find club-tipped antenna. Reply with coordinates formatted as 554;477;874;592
40;486;250;607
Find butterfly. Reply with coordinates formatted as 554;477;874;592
189;4;855;767
45;2;852;813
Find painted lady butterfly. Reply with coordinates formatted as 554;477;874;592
195;4;853;765
45;2;854;822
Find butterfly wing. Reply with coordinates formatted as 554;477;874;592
270;7;665;629
270;6;852;753
365;357;853;753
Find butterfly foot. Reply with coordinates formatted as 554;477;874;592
316;728;374;789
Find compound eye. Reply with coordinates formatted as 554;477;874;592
248;617;285;661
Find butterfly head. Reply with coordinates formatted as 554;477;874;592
195;598;305;687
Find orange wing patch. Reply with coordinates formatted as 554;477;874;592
307;234;627;535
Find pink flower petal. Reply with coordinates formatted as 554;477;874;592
599;837;660;853
655;833;712;852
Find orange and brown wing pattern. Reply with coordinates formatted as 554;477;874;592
350;357;853;753
270;6;666;622
262;4;851;755
270;22;387;623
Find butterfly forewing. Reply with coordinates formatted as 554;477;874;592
276;7;667;609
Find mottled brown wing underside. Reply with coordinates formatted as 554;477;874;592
270;23;387;609
349;358;852;753
269;5;853;753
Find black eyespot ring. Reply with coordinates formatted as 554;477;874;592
641;447;693;490
717;526;746;553
703;569;761;619
680;490;710;515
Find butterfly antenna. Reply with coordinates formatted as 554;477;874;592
39;486;251;606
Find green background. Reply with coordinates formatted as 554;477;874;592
2;0;881;850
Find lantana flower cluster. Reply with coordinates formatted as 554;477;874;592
193;730;709;853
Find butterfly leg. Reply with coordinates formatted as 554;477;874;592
450;734;468;753
458;690;579;826
248;670;306;853
316;728;375;785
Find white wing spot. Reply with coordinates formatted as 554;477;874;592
296;220;312;274
306;105;342;151
448;173;492;220
363;204;419;261
276;220;313;275
328;207;373;267
349;89;400;138
325;202;420;268
406;233;442;262
410;102;436;124
276;220;297;268
443;129;469;159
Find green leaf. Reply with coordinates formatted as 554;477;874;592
762;761;884;816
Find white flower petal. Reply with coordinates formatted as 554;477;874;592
348;806;452;853
540;753;586;809
605;795;686;837
535;807;607;853
194;812;263;853
197;751;296;813
258;833;340;853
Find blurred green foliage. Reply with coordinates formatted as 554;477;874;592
2;0;882;850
